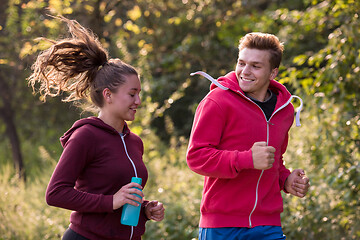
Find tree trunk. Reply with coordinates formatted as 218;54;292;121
0;76;26;181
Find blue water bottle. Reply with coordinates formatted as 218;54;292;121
121;177;142;226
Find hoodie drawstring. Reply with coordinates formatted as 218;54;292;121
190;71;229;90
289;95;303;127
120;133;137;240
190;71;304;127
120;133;138;178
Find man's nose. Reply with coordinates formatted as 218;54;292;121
242;64;251;75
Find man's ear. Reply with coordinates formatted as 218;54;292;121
102;88;112;103
270;68;279;80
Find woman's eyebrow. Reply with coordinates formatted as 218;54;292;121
130;87;141;91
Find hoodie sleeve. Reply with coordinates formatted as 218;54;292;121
278;132;291;191
45;127;113;213
186;97;253;179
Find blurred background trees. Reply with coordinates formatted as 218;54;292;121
0;0;359;239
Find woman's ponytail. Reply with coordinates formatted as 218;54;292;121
28;15;109;102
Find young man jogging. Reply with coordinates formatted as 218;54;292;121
187;32;310;240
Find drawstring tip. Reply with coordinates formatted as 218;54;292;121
291;95;303;127
295;106;302;127
190;71;229;90
295;109;301;126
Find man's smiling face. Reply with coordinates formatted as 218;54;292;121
235;48;278;102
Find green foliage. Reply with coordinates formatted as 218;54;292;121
0;163;70;239
0;0;359;239
282;112;360;239
280;1;360;238
141;132;202;240
263;1;360;239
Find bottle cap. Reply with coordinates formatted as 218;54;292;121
131;177;142;185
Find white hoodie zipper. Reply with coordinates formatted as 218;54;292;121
120;132;138;240
239;91;303;227
191;71;303;228
120;133;138;177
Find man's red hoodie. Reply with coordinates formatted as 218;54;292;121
187;71;301;228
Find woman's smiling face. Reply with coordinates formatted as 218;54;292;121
108;74;141;122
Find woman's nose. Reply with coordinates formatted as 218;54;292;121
135;94;141;105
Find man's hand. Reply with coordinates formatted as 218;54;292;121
251;142;276;170
145;201;165;222
284;169;310;198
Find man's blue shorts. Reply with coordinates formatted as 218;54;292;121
199;226;286;240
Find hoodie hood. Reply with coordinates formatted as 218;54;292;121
191;71;303;126
211;71;292;103
210;71;240;92
60;117;130;147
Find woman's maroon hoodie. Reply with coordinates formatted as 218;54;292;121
46;117;148;240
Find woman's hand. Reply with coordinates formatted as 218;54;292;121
113;182;144;210
145;201;165;221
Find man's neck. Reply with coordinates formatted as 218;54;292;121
246;90;271;102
